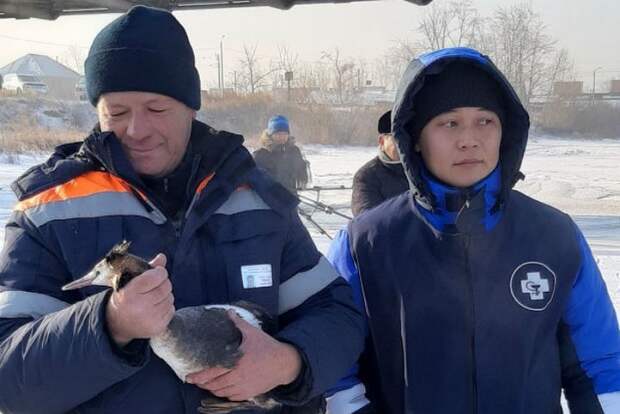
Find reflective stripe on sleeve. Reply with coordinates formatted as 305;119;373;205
214;189;271;215
278;256;340;315
0;290;70;319
22;191;165;226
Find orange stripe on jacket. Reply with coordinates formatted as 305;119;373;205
195;173;216;195
194;174;249;196
15;171;144;211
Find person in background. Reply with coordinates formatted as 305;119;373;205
329;47;620;413
253;115;310;195
0;6;364;413
351;110;409;216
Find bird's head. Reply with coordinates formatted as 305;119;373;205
62;241;152;292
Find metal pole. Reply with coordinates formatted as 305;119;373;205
220;36;225;92
216;54;221;90
592;66;603;102
287;78;291;102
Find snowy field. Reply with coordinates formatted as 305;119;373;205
0;135;618;310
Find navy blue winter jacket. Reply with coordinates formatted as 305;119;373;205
328;48;620;413
0;120;365;413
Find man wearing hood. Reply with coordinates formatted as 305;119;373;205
351;110;409;216
0;6;364;413
328;47;620;413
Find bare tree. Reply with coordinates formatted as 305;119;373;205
321;48;356;104
416;0;482;51
377;39;426;90
237;43;277;94
354;58;371;90
449;0;483;47
418;2;450;49
267;45;300;89
487;3;556;106
545;48;575;95
277;45;299;74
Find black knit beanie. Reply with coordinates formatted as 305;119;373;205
378;110;391;134
85;5;201;110
408;62;505;141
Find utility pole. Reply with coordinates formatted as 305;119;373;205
216;53;221;90
285;71;293;102
220;35;225;93
592;66;603;102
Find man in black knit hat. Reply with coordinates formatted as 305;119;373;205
351;110;409;216
0;6;364;414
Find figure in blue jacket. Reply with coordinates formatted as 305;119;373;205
0;6;364;413
328;47;620;413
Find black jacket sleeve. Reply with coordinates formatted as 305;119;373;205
291;145;309;189
253;148;276;177
0;217;150;414
351;162;384;217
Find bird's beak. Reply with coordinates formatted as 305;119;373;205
61;264;112;291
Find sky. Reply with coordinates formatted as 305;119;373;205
0;0;619;89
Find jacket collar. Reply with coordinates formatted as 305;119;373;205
415;165;502;234
79;120;244;191
377;149;401;165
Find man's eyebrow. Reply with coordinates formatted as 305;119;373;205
104;103;128;110
144;97;173;105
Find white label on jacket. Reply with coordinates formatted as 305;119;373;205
241;264;273;289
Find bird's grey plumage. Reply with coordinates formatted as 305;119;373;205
150;306;244;380
62;241;281;413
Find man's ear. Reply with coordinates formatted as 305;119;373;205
378;134;386;148
191;110;197;119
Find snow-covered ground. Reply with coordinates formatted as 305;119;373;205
0;136;618;309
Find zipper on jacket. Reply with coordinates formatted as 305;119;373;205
463;234;478;414
128;185;167;224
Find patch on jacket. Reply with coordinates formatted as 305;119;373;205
509;262;556;311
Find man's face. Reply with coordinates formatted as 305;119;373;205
379;133;399;161
272;131;290;145
97;92;195;177
416;107;502;188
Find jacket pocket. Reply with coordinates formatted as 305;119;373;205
207;211;286;317
225;253;280;318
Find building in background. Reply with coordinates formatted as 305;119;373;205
0;54;80;100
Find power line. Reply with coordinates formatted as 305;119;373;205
0;33;88;49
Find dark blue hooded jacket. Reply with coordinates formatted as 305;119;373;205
328;48;620;414
0;120;365;413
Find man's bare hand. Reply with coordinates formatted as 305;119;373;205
105;253;174;347
186;310;302;401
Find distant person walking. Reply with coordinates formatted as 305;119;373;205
253;115;310;195
351;110;409;216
